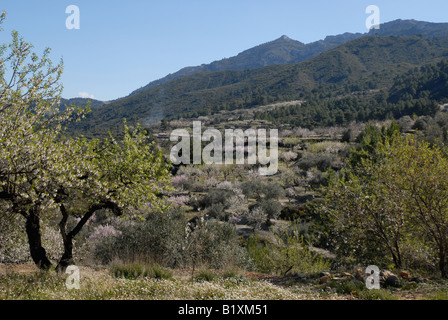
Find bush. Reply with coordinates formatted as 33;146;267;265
246;207;267;230
194;269;217;282
111;262;150;279
93;210;250;271
297;154;335;172
93;210;186;267
184;219;250;270
110;262;173;280
259;199;282;220
246;228;331;276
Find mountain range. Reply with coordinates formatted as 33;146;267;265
66;19;448;136
128;19;448;96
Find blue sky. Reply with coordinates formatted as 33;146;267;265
1;0;448;101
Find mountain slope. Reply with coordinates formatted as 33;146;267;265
129;19;448;96
71;35;448;136
128;33;368;96
60;98;104;110
368;19;448;37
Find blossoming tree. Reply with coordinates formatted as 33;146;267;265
0;13;172;271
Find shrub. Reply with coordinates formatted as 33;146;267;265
172;175;193;191
194;269;217;282
246;207;267;230
110;262;173;280
93;210;186;267
297;154;335;172
184;219;250;270
246;228;331;276
150;264;173;280
93;210;250;271
111;262;150;279
281;151;298;162
258;199;282;220
167;195;190;208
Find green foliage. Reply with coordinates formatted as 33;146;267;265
194;269;217;282
93;210;186;266
348;122;401;167
111;262;151;280
69;37;448;136
94;210;250;270
246;228;331;276
327;280;398;300
297;154;335;172
0;14;173;270
389;60;448;103
110;262;173;280
241;180;284;201
323;131;448;277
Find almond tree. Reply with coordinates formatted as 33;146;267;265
0;12;84;269
378;136;448;277
325;130;448;277
0;13;173;271
54;126;172;272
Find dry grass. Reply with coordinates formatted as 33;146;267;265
0;264;447;300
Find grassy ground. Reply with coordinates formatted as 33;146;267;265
1;264;448;300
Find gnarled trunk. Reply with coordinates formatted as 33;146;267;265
55;235;74;273
55;201;120;273
25;207;52;270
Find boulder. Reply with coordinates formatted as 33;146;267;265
355;268;366;280
385;275;400;287
319;276;329;284
399;271;411;280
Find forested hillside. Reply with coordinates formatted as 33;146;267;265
70;36;448;137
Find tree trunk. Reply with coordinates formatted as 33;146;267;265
55;201;121;273
56;236;73;273
439;248;446;278
25;207;52;270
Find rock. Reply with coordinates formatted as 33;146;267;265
399;271;411;280
319;276;329;284
410;276;424;283
355;268;366;280
386;275;400;287
381;270;394;278
381;270;398;282
332;276;345;282
341;272;352;280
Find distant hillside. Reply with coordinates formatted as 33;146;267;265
59;97;104;110
129;19;448;96
368;19;448;37
256;58;448;128
128;33;361;96
388;59;448;103
70;35;448;136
